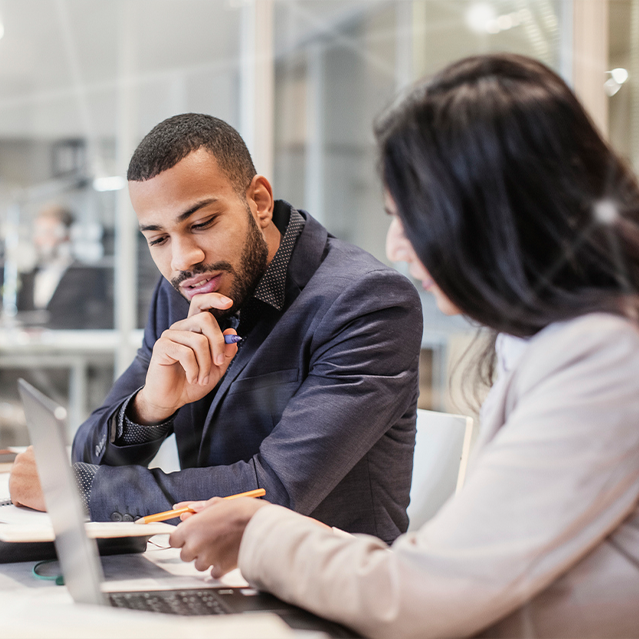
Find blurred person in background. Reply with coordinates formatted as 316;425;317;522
4;204;113;329
169;54;639;639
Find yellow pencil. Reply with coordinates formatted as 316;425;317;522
134;488;266;524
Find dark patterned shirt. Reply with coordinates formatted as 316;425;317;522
253;208;304;311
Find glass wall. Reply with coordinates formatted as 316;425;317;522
273;0;569;412
0;0;242;332
275;1;567;264
0;0;244;440
0;0;630;443
608;0;639;171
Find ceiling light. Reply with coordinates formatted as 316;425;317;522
604;78;621;97
465;3;497;34
610;68;629;84
93;176;126;192
604;68;629;97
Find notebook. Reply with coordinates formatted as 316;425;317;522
17;378;357;638
0;446;163;563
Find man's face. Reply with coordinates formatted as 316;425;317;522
34;216;69;261
130;148;269;319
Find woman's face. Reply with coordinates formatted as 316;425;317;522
384;192;461;316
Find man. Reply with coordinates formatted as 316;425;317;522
10;114;422;543
0;205;113;329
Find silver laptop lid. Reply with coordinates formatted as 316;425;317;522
17;378;106;606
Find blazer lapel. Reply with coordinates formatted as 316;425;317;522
196;206;329;462
197;305;281;462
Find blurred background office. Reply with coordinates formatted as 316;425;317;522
0;0;634;447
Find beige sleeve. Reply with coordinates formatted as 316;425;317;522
239;315;639;639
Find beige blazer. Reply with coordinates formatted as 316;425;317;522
239;313;639;638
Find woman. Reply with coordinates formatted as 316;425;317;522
169;54;639;638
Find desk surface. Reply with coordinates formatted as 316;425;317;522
0;472;299;639
0;536;297;638
0;329;144;353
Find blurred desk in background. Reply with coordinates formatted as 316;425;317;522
0;330;143;436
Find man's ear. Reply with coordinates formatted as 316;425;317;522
246;175;274;229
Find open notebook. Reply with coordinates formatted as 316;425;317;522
0;444;170;563
15;379;357;638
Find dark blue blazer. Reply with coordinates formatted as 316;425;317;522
72;205;422;543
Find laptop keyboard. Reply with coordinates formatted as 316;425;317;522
108;589;229;616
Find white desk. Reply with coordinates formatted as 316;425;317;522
0;546;295;638
0;470;299;639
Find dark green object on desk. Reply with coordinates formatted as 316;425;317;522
0;534;149;564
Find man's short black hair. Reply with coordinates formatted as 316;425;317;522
127;113;256;194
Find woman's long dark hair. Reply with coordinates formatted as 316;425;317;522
376;53;639;337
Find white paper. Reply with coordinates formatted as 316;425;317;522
0;520;174;542
0;471;10;502
0;503;51;526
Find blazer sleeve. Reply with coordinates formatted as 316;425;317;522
238;314;639;639
251;268;422;515
77;268;422;524
71;278;167;467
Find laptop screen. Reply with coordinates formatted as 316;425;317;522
18;378;107;606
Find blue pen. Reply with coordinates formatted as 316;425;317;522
224;334;242;344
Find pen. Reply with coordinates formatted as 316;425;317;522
134;488;266;524
224;334;242;344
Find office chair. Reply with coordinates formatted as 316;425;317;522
407;408;474;531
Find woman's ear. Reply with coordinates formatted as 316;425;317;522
246;175;274;229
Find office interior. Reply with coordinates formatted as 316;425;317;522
0;0;633;447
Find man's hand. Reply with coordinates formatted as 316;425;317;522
132;293;240;424
169;497;269;578
8;446;46;511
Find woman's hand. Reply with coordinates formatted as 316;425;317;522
169;497;269;578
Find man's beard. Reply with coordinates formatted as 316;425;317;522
170;206;269;320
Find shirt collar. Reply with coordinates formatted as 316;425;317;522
495;332;530;376
252;207;305;311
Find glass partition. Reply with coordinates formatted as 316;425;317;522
0;0;622;443
0;0;243;441
273;0;568;412
608;0;639;171
0;0;243;332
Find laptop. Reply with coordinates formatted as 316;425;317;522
18;378;357;638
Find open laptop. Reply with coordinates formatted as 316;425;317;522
18;378;357;638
